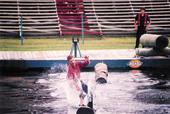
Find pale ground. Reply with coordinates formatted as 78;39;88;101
0;49;136;60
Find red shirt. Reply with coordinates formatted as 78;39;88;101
67;59;89;80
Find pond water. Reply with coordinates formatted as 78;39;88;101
0;69;170;114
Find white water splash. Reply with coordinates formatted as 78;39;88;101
35;71;170;114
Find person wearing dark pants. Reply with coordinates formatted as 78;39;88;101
134;7;151;48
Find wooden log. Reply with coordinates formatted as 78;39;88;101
95;63;108;84
136;47;170;57
76;107;94;114
140;34;169;49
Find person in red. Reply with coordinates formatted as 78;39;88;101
134;7;151;48
67;55;90;106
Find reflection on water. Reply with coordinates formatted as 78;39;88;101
0;69;170;114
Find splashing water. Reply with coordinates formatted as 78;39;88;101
1;70;170;114
49;64;67;73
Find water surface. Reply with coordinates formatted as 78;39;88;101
0;69;170;114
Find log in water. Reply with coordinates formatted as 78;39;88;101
76;107;94;114
95;63;108;84
136;48;170;56
140;34;169;49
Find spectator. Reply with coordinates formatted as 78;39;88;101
134;7;151;48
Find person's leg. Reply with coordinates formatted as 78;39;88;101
79;93;86;106
140;28;146;48
81;81;88;94
80;96;84;106
135;29;140;48
79;81;89;106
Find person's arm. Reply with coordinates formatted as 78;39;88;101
68;79;80;91
78;56;90;68
146;15;151;31
134;14;138;31
73;81;80;91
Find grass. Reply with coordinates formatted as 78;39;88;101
0;36;168;51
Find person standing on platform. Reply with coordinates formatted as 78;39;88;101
67;55;90;106
134;7;151;48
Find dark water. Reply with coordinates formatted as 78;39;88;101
0;69;170;114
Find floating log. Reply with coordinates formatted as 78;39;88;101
76;107;94;114
136;48;170;57
95;63;108;84
140;34;169;49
